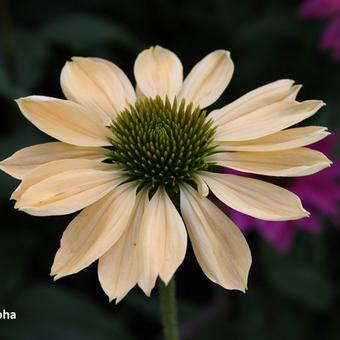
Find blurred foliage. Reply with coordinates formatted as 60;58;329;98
0;0;339;339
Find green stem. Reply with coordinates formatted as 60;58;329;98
159;278;179;340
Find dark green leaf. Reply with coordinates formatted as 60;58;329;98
268;264;334;312
42;14;141;52
2;284;132;340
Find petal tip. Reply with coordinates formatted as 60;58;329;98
223;50;231;57
14;202;23;210
51;269;67;281
137;278;153;297
323;129;331;136
313;100;326;109
71;56;85;63
139;283;152;297
160;276;171;287
15;97;27;106
240;286;247;294
49;269;58;279
232;280;248;293
10;192;18;201
303;100;326;110
144;290;152;297
214;49;231;57
51;274;60;281
193;175;209;197
154;45;164;51
115;295;125;304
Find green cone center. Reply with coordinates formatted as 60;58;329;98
106;96;217;189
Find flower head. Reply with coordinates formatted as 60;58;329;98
0;46;331;302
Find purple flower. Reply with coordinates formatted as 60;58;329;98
219;133;340;253
320;17;340;59
297;0;340;19
298;0;340;60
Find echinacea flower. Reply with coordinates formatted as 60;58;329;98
0;46;331;302
224;133;340;253
298;0;340;59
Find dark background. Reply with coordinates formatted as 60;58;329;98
0;0;339;339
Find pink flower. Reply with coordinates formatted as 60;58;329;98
298;0;340;60
297;0;340;19
218;133;340;253
320;17;340;59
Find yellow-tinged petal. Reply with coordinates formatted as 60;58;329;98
135;85;146;100
216;126;330;152
14;159;120;216
134;46;183;102
61;57;136;120
210;79;296;125
287;84;303;101
98;189;148;303
192;174;209;197
0;142;104;179
215;100;325;141
210;147;332;177
51;183;137;279
138;188;187;296
201;172;309;221
180;184;251;291
178;50;234;109
16;96;112;147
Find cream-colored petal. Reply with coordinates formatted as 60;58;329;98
180;184;251;291
14;159;121;216
216;126;330;152
0;142;104;179
134;46;183;101
16;96;111;146
215;100;325;141
51;183;137;279
11;158;102;201
92;57;137;104
210;147;332;177
192;174;209;197
135;85;146;100
138;188;187;296
201;172;308;221
178;50;234;109
210;79;296;125
98;189;147;302
61;57;136;120
287;85;303;101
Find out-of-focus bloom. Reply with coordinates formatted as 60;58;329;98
298;0;340;59
0;46;331;302
298;0;340;18
225;134;340;253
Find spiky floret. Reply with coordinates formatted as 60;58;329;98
106;96;217;189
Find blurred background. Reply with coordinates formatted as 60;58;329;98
0;0;339;339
